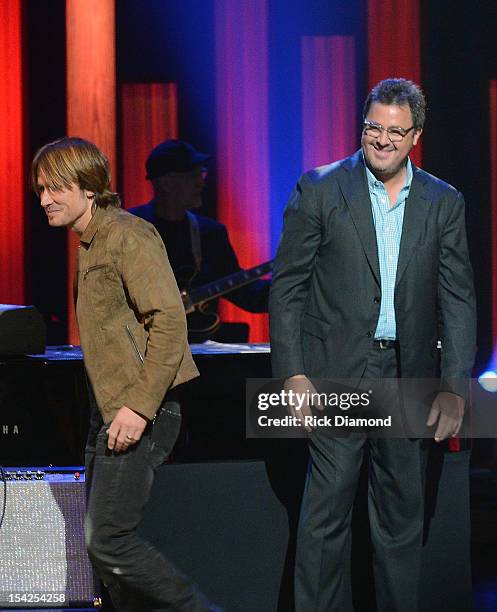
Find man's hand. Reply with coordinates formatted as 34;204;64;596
107;405;149;452
426;391;465;442
284;375;322;432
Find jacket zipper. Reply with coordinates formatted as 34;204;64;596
83;264;107;279
125;324;144;364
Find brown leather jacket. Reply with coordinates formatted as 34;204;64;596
76;206;199;423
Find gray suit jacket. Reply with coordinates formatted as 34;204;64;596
269;150;476;392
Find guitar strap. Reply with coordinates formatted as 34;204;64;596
186;210;202;275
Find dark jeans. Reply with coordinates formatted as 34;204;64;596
85;389;209;612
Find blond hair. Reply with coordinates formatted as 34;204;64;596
31;137;121;208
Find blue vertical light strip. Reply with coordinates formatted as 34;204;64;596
267;1;303;255
267;0;367;255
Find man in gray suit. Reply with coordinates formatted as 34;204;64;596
269;78;476;611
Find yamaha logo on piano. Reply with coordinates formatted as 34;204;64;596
1;424;20;435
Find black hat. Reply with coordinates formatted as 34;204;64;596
145;140;210;180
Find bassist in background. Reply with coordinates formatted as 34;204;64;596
129;140;269;341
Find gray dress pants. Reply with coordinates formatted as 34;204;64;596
295;344;429;612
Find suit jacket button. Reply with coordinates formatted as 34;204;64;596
366;331;372;338
373;297;380;303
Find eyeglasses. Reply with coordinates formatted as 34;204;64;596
363;120;416;143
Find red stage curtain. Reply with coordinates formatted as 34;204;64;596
301;36;357;170
0;0;25;304
120;83;178;209
215;0;270;342
66;0;116;344
367;0;422;167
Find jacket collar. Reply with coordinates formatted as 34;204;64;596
79;205;108;247
337;149;430;289
395;164;430;288
338;150;381;286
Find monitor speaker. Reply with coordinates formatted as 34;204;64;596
0;467;100;609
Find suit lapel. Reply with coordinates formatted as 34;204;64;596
395;167;430;288
338;151;381;286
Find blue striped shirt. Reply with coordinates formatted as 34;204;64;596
365;157;413;340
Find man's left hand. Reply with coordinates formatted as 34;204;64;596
426;391;465;442
107;405;149;452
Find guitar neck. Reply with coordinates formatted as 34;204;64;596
188;261;273;307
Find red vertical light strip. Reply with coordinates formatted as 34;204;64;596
301;36;356;171
66;0;116;344
490;80;497;349
121;83;178;208
0;0;25;304
215;0;270;342
367;0;422;167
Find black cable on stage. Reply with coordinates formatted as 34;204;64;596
0;465;6;530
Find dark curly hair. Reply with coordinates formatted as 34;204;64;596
363;78;426;130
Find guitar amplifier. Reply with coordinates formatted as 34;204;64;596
0;467;100;609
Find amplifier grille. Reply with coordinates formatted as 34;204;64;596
0;472;98;608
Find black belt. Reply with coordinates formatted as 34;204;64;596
373;338;397;350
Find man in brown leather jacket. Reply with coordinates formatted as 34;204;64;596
32;137;215;611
